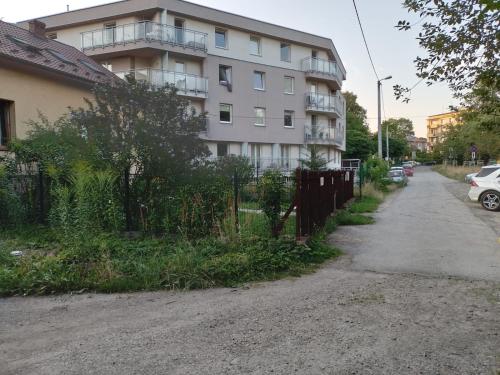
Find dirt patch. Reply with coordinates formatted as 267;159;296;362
1;264;499;375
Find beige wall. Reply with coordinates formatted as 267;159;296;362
0;66;93;140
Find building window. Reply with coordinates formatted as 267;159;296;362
175;61;185;73
219;104;232;123
284;110;294;128
281;144;291;168
215;29;227;49
254;107;266;126
284;76;294;94
217;143;228;157
253;71;265;90
219;65;232;91
280;43;291;62
249;36;261;56
0;100;12;147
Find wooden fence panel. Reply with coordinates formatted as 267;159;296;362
296;169;354;239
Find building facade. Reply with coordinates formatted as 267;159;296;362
406;135;427;153
0;20;116;151
19;0;347;170
426;111;460;152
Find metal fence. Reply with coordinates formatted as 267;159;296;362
3;167;354;240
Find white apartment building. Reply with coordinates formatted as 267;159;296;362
19;0;347;171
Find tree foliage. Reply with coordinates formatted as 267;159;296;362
69;79;209;181
343;91;375;160
395;0;499;101
381;118;415;140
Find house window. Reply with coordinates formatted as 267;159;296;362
215;29;227;49
254;107;265;126
253;71;265;90
249;36;261;56
280;43;291;62
219;65;232;90
284;76;294;94
219;103;232;123
217;143;228;157
0;100;12;147
284;110;294;128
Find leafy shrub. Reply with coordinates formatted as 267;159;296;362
50;167;123;239
258;170;286;236
365;157;390;189
162;175;231;238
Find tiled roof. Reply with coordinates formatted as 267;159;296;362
0;20;116;84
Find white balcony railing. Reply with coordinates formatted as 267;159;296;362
305;124;344;145
301;57;342;82
305;92;344;116
206;156;301;175
81;21;207;51
115;69;208;98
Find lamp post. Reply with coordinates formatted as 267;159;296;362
386;122;390;162
377;75;392;158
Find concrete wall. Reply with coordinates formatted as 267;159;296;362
0;66;93;141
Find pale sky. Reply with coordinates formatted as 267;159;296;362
1;0;458;137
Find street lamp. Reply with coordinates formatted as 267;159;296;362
377;75;392;158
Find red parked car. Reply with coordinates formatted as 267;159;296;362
402;164;414;177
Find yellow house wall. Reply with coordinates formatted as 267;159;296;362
0;66;93;140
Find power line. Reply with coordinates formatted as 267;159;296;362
352;0;380;81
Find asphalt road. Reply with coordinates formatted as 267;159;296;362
332;167;500;282
1;167;499;375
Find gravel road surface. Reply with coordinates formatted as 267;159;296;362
1;167;499;375
332;167;500;281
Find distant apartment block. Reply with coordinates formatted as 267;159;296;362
19;0;347;170
406;135;427;153
426;111;460;152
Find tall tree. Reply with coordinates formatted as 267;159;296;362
381;118;415;140
343;91;375;160
394;0;499;101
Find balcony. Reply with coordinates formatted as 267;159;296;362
301;57;342;89
81;21;208;58
305;125;344;146
305;92;344;118
115;69;208;99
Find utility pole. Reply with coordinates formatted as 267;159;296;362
377;76;392;159
386;122;390;161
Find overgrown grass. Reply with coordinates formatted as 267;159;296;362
0;218;341;297
433;164;480;182
349;196;382;213
335;211;375;225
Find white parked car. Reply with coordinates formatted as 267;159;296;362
468;165;500;211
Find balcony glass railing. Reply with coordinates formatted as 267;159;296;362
305;92;344;116
115;69;208;97
301;57;341;81
81;21;208;51
305;125;344;145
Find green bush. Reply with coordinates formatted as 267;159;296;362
364;157;390;189
50;167;123;239
258;170;286;236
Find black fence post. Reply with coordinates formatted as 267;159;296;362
233;170;239;234
38;164;45;224
124;167;132;232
